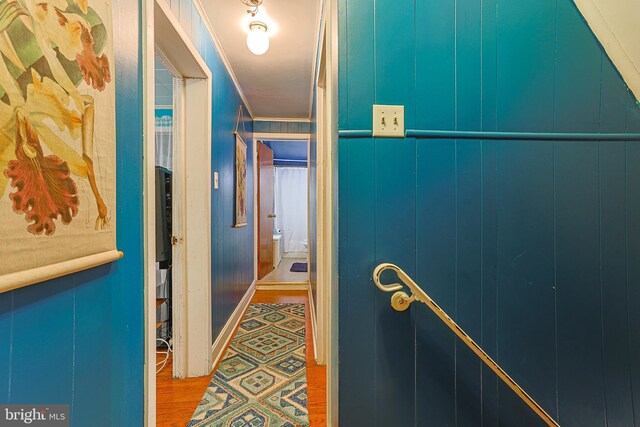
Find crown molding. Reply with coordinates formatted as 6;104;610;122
192;0;255;118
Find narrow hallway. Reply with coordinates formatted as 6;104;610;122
156;291;326;426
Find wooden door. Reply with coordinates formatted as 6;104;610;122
257;141;275;279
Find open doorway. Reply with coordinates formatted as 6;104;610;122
256;138;310;287
144;0;214;423
153;54;175;375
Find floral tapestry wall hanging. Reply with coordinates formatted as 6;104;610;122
235;133;247;227
0;0;120;291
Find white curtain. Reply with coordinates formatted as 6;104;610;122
274;167;308;253
155;115;173;170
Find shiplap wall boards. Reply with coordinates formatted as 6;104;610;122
337;0;640;426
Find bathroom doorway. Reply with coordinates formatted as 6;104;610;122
255;138;310;288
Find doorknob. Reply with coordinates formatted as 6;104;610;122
268;214;276;218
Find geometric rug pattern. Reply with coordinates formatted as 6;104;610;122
187;304;309;426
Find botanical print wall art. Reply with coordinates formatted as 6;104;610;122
235;133;247;227
0;0;117;289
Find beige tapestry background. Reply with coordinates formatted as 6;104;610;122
0;0;116;283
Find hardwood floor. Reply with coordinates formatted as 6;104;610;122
156;290;326;426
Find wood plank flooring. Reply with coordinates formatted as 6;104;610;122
156;290;326;426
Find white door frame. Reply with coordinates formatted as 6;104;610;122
252;132;315;284
325;0;339;423
314;21;329;367
143;0;213;424
252;134;311;286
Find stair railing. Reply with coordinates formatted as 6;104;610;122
373;263;560;427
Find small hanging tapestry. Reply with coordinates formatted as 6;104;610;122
235;133;248;227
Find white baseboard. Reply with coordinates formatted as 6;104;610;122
210;280;256;370
256;282;309;290
308;286;318;361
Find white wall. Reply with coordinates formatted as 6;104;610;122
574;0;640;101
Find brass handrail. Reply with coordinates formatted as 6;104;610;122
373;263;560;427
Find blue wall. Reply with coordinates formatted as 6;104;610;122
160;0;254;341
0;1;144;425
338;0;640;426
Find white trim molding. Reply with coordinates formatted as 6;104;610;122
256;283;309;291
142;0;155;423
573;0;640;102
327;0;340;423
253;133;311;141
254;117;311;123
308;0;326;118
211;281;257;370
308;285;319;361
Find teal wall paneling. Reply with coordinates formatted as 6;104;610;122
340;138;377;427
600;142;635;424
373;0;416;424
287;121;300;133
454;0;483;422
269;121;282;133
415;0;454;131
254;121;268;133
345;0;373;130
254;121;309;134
496;0;556;132
415;140;457;425
454;140;483;425
480;140;499;425
625;94;640;426
0;294;9;403
374;138;416;426
338;1;379;426
338;0;640;425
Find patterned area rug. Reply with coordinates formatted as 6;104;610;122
187;303;309;427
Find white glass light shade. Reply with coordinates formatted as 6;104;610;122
247;22;269;55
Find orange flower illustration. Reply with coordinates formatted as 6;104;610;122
0;0;113;235
76;24;111;91
4;110;79;236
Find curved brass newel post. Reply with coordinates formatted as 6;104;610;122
373;263;560;427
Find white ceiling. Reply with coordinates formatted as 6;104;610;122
201;0;322;119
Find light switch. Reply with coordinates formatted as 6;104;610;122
213;172;219;189
373;105;404;137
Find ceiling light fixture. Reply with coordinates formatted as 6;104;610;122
247;21;269;55
241;0;263;16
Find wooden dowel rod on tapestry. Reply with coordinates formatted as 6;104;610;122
0;249;124;293
372;262;560;427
